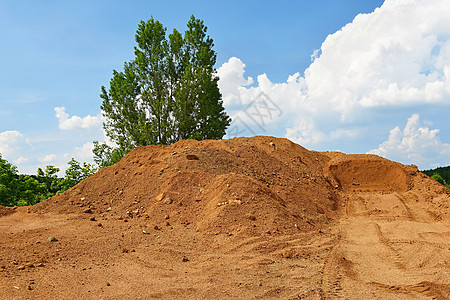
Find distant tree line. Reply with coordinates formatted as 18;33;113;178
422;166;450;189
0;154;96;207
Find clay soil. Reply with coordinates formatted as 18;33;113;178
0;136;449;299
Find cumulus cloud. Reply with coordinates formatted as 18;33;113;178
39;154;57;163
55;107;102;130
300;0;450;120
64;142;95;161
0;131;31;158
13;156;29;164
218;0;450;167
368;114;450;168
216;57;254;107
311;0;450;114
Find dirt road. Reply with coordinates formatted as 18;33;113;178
322;191;450;299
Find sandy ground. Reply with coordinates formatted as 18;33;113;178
0;136;448;299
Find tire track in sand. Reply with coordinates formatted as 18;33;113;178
322;191;450;299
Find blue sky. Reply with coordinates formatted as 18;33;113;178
1;0;450;174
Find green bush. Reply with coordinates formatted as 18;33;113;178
431;172;446;185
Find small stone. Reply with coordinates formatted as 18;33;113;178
246;213;256;221
155;193;164;201
164;198;173;205
83;208;93;214
106;282;111;286
106;207;112;212
182;256;189;262
154;225;161;230
90;217;96;221
281;248;297;259
27;285;33;290
164;215;170;220
47;236;58;242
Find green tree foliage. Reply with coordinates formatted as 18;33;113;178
15;174;47;206
64;158;97;185
95;15;230;166
0;154;45;206
0;153;21;206
0;154;97;207
37;165;60;195
430;172;445;185
422;166;450;188
92;141;127;168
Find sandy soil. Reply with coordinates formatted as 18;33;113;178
0;136;448;299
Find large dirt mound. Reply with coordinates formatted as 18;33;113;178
31;136;449;233
33;136;340;235
2;136;449;299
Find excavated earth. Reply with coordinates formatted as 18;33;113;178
0;136;449;299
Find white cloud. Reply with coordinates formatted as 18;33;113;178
0;131;31;158
64;142;95;161
39;154;57;163
13;156;29;164
217;57;254;107
55;107;102;130
304;0;450;117
368;114;450;168
218;0;450;167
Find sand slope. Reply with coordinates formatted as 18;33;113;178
0;136;448;299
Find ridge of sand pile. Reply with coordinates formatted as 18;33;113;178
31;136;449;234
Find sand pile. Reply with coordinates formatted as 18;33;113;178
32;136;341;236
2;136;449;299
31;136;449;234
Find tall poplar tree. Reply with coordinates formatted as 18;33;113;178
95;16;230;166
